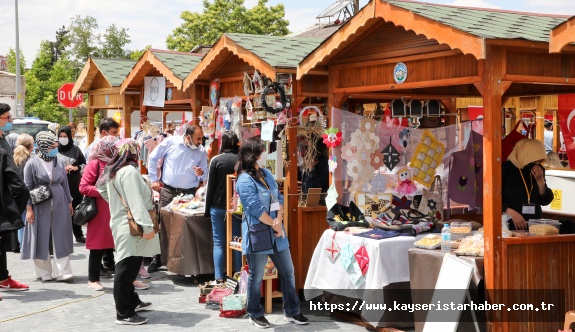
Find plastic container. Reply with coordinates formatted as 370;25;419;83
526;219;561;232
441;224;451;252
414;234;441;249
449;221;472;240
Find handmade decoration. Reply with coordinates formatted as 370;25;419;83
252;70;263;93
299;106;325;129
391;194;413;212
395;167;418;197
410;130;445;188
448;129;483;209
361;172;389;193
324;231;340;263
243;72;253;96
341;119;381;194
326;202;370;231
276;73;293;95
210;79;220;107
356;193;392;221
261;83;287;114
322;127;342;148
340;243;366;288
325;184;338;211
245;99;253;120
328;155;337;173
416;175;443;223
354;244;369;276
201;106;216;136
382;137;401;171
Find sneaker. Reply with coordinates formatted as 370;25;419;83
284;313;309;325
249;316;271;328
75;237;86;244
41;275;52;282
0;276;29;291
135;301;152;312
116;314;148;325
88;281;104;291
100;268;113;279
56;274;74;282
147;259;159;273
133;280;149;290
138;267;150;279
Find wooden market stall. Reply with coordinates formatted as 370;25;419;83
183;32;332;293
297;0;575;331
72;58;138;144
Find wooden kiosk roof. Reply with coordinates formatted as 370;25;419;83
121;49;204;93
297;1;575;331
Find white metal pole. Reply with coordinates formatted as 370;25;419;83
15;0;22;117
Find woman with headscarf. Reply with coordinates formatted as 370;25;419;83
58;126;87;243
503;138;554;230
97;139;159;325
21;131;74;281
79;136;117;291
13;133;34;250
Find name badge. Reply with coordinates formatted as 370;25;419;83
270;202;280;212
522;204;536;215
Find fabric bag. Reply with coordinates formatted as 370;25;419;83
502;120;530;162
30;160;56;205
448;130;483;209
417;175;443;223
326;202;370;231
112;183;159;237
72;196;98;226
247;222;273;253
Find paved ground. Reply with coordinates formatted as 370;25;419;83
0;234;415;332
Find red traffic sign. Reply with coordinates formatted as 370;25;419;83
57;83;83;108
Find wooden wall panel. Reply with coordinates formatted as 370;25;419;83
293;207;328;292
168;87;191;100
337;54;478;88
219;80;244;98
457;97;483;108
213;55;255;77
301;75;329;94
92;72;112;89
90;93;122;108
507;51;575;78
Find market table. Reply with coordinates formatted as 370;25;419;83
408;247;485;332
304;229;427;328
160;207;214;276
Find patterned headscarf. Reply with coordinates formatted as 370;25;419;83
35;131;57;161
47;123;60;134
6;133;19;150
88;136;118;163
96;139;140;188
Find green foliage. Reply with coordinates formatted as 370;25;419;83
166;0;290;52
129;45;151;61
65;15;101;72
50;26;69;65
6;48;26;74
101;24;132;58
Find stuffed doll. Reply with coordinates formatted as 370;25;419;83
395;167;418;197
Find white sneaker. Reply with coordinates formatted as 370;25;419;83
41;275;52;282
133;280;149;290
56;274;74;282
88;281;104;291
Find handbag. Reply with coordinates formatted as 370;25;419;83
112;183;159;237
248;222;273;253
416;175;443;224
29;160;56;205
73;196;98;226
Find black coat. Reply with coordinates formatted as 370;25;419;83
0;147;30;235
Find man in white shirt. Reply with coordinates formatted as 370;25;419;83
544;120;564;153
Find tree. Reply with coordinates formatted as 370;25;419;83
101;24;132;59
166;0;290;52
50;26;69;65
130;45;151;61
6;48;26;74
65;15;101;71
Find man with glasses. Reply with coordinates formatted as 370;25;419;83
0;103;30;297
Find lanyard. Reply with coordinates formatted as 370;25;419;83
519;168;534;204
258;171;275;202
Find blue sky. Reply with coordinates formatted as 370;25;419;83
1;0;574;65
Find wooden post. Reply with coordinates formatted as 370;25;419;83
481;44;505;332
287;79;301;289
140;105;148;175
122;94;131;138
190;84;198;126
87;107;95;146
536;96;545;143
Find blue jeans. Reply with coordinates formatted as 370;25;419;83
18;211;25;245
246;247;300;318
210;207;241;280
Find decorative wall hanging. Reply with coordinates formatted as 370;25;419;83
328;155;338;173
341;119;381;194
209;78;220;107
393;62;408;84
299;106;324;129
323;127;342;148
448;129;483;209
252;70;263;93
245;99;253;120
361;172;389;193
410;130;445;188
382;137;401;171
325;183;338;211
356;193;392;221
324;231;340;263
276;73;293;95
261;83;287;114
243;72;253;96
395;166;418;197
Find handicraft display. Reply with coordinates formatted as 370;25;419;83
322;127;342;148
356;193;392;221
260;82;287;114
243;72;253;96
410;130;445;188
341;119;381;194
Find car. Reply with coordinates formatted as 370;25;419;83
6;118;52;139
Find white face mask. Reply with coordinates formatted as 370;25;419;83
58;137;69;146
186;136;199;149
257;153;267;168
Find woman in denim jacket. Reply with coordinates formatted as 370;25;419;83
236;137;308;328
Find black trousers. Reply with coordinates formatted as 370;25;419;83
114;256;143;319
88;249;106;282
0;237;9;281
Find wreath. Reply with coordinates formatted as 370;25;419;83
261;82;287;114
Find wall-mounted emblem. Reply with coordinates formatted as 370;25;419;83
393;62;408;84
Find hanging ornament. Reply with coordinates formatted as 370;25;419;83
261;82;287;114
209;78;220;107
328;155;338;173
354;244;370;276
324;231;340;263
322;127;343;148
382;137;401;171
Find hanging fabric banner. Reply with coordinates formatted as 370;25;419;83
143;77;166;107
558;94;575;169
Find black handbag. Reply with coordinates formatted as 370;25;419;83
248;223;274;253
29;160;56;205
73;196;98;226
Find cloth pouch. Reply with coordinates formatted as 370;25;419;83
326;202;370;231
247;223;273;253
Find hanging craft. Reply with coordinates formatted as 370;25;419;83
340;243;366;288
356;193;392;220
328;155;338;173
209;78;220;107
245;99;254;120
354;244;370;276
361;172;389;193
341;119;380;194
382;137;401;171
325;183;339;211
299;106;325;129
243;72;253;96
322;127;342;148
395;166;418;197
252;70;263;93
276;73;293;95
410;130;445;188
324;231;341;263
261;83;287;114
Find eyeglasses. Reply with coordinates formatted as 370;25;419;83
0;116;12;121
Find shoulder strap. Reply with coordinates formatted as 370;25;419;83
112;181;130;212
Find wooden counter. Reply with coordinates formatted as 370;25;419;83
502;234;575;332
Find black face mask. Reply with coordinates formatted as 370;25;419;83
523;163;534;172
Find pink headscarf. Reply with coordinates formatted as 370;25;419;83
88;136;118;163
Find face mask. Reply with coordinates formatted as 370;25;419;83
257;154;266;168
46;147;59;157
114;136;120;141
58;138;69;146
186;136;198;149
0;121;13;132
